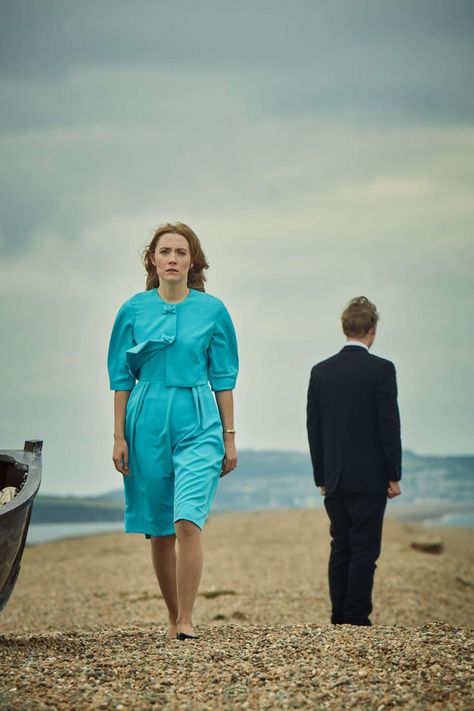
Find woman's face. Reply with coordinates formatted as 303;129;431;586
151;233;192;286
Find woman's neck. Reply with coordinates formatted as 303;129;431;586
157;281;190;304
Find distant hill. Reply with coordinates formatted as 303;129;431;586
30;495;123;524
30;449;473;524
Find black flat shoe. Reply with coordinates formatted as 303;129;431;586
176;632;199;640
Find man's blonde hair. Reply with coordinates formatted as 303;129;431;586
341;296;379;337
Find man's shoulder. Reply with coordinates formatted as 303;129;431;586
368;353;396;370
311;353;340;375
311;351;395;374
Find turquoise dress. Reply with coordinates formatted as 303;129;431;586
107;288;238;537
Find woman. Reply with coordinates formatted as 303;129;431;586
107;222;238;640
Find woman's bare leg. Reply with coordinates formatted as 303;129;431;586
174;519;203;636
150;534;178;638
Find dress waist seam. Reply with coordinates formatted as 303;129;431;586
137;379;209;387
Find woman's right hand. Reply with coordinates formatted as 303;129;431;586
113;436;130;476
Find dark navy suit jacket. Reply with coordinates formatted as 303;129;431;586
306;345;401;494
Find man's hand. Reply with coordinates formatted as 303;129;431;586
320;486;326;496
387;481;401;499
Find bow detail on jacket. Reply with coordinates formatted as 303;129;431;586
126;337;176;380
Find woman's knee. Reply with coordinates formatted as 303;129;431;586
174;518;201;541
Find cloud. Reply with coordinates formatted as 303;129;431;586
2;1;473;121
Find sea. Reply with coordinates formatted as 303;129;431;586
27;496;474;546
27;521;124;545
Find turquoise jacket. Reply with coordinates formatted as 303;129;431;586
108;288;238;392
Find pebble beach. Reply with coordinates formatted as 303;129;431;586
1;508;473;709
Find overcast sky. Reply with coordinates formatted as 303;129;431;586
1;1;473;495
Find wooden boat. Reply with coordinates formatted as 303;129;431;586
0;440;43;612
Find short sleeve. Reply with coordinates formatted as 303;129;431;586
107;300;136;391
208;303;239;392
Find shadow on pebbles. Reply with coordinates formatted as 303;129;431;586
1;622;473;710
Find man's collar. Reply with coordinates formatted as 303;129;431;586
344;340;369;351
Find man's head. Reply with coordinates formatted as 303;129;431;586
341;296;379;348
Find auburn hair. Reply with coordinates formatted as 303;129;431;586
143;222;209;292
341;296;379;337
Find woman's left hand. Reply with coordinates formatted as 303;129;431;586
221;438;237;477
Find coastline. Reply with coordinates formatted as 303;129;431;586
385;501;474;525
26;501;474;546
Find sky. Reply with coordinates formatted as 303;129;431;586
1;0;473;495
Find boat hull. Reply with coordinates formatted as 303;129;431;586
0;441;43;612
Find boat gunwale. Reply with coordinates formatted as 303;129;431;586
0;450;42;520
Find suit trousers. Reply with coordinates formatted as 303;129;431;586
324;493;387;626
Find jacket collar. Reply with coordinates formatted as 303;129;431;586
340;345;370;354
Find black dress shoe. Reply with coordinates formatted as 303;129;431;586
176;632;199;640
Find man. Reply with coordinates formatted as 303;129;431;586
306;296;401;626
